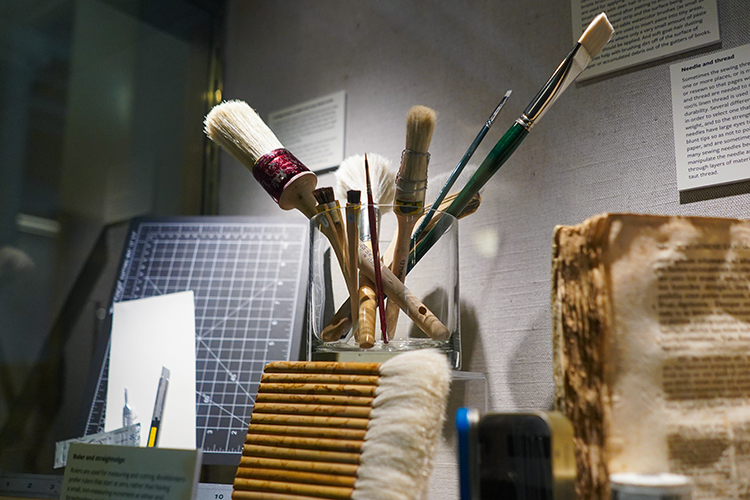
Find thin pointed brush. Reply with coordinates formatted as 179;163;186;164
364;154;389;343
385;105;437;337
410;90;512;254
412;12;614;268
322;154;396;345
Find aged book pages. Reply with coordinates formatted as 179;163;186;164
552;213;750;500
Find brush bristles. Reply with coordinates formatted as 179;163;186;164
313;186;336;205
405;105;437;154
579;13;614;59
353;349;451;500
204;100;284;170
335;154;397;208
347;190;361;205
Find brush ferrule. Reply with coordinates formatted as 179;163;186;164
394;175;427;215
516;114;533;131
253;148;310;204
402;149;430;159
395;149;430;215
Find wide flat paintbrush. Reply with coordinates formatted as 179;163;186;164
313;186;349;281
233;349;450;500
385;105;437;337
412;12;614;268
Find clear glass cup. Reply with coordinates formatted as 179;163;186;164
306;204;460;369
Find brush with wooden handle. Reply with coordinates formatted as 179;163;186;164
345;190;361;343
385;105;437;338
205;100;318;218
323;154;397;345
234;349;451;500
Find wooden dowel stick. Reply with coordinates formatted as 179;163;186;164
235;467;357;487
243;444;361;464
233;477;354;500
260;373;380;385
238;456;359;476
358;242;450;340
252;402;372;419
255;393;373;406
244;434;364;453
249;413;370;429
257;383;376;397
245;424;367;440
264;361;381;374
232;490;325;500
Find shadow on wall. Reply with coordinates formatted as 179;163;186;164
680;178;750;204
509;309;556;411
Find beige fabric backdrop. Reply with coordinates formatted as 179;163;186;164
217;1;750;496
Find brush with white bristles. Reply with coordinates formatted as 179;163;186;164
385;105;437;338
233;349;451;500
205;100;318;218
413;12;614;266
322;154;397;346
335;153;397;211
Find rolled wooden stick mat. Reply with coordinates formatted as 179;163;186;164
234;349;451;500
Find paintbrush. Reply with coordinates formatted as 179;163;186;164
234;349;451;500
385;105;437;337
410;91;511;251
364;154;389;343
412;12;614;268
334;153;396;212
345;190;363;345
322;154;396;346
205;100;318;218
313;186;348;279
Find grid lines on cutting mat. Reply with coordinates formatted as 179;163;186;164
84;220;308;461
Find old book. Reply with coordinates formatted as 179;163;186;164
552;213;750;500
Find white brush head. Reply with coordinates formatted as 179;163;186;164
579;12;614;59
204;100;284;171
335;153;397;209
405;105;437;155
353;349;451;500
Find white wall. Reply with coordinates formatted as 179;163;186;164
217;0;750;494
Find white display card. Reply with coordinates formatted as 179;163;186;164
60;443;201;500
268;91;346;172
670;44;750;191
572;0;720;81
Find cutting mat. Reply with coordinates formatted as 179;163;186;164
83;217;309;464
